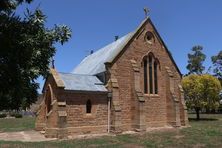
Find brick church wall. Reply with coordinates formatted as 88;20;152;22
109;20;184;130
59;92;108;135
36;18;188;138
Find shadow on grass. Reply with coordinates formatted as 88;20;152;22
188;118;218;121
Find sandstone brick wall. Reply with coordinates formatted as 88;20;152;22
35;102;46;131
36;73;109;137
35;75;59;131
59;91;108;135
109;19;185;130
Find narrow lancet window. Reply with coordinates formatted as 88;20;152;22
149;55;153;94
86;100;92;113
144;59;148;94
45;86;52;113
154;61;158;94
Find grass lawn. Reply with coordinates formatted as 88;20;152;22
0;114;222;147
0;117;35;132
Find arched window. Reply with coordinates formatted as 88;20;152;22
46;96;52;113
45;86;52;113
143;53;159;94
86;100;92;113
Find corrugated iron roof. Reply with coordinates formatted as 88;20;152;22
58;72;107;92
72;32;134;75
72;18;149;75
71;17;182;77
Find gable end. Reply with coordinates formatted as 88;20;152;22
109;18;182;77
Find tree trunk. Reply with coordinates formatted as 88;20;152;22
206;108;210;114
195;107;200;120
211;109;216;113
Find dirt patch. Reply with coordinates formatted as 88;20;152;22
0;130;56;142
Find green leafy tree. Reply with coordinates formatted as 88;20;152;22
0;0;71;110
182;74;221;120
186;45;206;75
0;0;33;12
212;50;222;84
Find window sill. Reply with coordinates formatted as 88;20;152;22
144;94;160;98
84;113;95;118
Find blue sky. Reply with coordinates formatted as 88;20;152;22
16;0;222;92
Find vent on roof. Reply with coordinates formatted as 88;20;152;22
115;36;119;41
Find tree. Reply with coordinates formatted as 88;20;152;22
0;0;71;110
0;0;32;11
182;74;221;120
186;45;206;75
211;50;222;84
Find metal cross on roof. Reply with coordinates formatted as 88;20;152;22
143;7;150;17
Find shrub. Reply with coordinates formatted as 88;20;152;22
14;114;23;118
0;113;7;118
9;112;16;117
10;112;23;118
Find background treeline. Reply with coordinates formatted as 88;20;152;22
182;45;222;119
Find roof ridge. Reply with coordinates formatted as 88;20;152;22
79;31;134;63
58;72;94;76
88;32;133;55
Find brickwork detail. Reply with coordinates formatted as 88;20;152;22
165;66;181;127
178;85;189;126
108;63;122;133
130;59;146;131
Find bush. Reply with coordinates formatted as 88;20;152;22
9;112;16;117
0;113;7;118
14;114;23;118
10;112;23;118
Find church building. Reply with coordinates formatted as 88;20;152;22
35;17;189;138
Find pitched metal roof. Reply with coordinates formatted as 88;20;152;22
72;18;150;75
58;72;107;92
72;32;134;75
71;17;182;77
